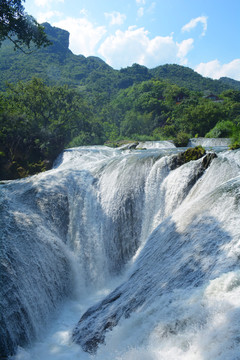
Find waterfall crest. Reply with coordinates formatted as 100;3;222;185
187;137;231;148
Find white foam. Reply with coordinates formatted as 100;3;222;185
4;146;240;360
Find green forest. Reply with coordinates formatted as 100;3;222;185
1;23;240;180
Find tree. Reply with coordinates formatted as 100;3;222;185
6;78;92;153
0;78;96;179
0;0;50;51
174;100;226;137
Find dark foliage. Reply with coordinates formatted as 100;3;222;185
0;0;50;51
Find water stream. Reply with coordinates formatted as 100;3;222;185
0;142;239;360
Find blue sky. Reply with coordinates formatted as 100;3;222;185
24;0;240;80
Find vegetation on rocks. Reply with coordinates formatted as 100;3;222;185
182;146;206;162
170;146;206;169
229;142;240;150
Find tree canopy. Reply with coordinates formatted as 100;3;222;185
1;76;240;180
0;22;240;179
0;78;101;179
0;0;50;51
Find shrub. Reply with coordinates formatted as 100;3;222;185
173;132;190;147
183;145;206;162
205;120;234;138
229;142;240;150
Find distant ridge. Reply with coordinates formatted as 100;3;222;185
219;76;240;90
0;22;240;93
149;64;240;92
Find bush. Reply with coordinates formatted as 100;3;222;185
170;146;206;169
173;131;190;147
183;145;206;162
229;142;240;150
205;120;234;138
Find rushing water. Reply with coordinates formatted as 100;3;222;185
187;137;231;148
0;142;240;360
136;140;176;149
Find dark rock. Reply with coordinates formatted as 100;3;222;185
202;152;217;169
120;142;139;150
128;142;139;150
42;22;70;51
169;151;217;196
72;289;123;353
169;146;218;171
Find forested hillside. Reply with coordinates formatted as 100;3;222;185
0;23;240;180
149;64;240;93
1;23;240;93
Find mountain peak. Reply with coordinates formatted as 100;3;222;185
42;22;70;51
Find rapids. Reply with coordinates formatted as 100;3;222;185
187;137;231;148
0;142;239;360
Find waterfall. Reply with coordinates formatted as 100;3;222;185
136;140;176;149
0;145;239;359
187;137;231;148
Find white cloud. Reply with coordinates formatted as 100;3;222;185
53;17;106;57
79;8;88;17
177;38;194;64
34;0;48;6
136;0;146;5
50;14;195;69
137;7;144;17
35;0;64;7
98;26;193;69
147;2;156;13
182;16;208;37
37;10;62;23
104;11;126;26
195;59;240;80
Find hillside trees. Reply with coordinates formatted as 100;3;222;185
1;74;240;180
0;78;100;179
96;79;240;142
99;80;171;138
99;80;193;138
217;89;240;144
173;100;227;136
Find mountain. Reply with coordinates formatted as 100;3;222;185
0;23;118;92
149;63;240;93
219;76;240;90
1;23;240;94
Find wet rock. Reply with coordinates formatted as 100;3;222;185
120;142;139;150
170;146;206;169
202;152;217;169
72;289;123;353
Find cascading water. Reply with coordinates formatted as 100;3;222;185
136;140;175;149
0;142;239;360
187;137;231;148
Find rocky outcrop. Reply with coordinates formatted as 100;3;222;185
201;152;218;169
42;22;70;53
72;289;123;353
170;146;217;170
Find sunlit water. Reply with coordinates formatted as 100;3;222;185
0;143;239;360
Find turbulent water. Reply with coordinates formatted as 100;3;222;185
0;142;240;360
188;137;231;148
136;140;175;149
